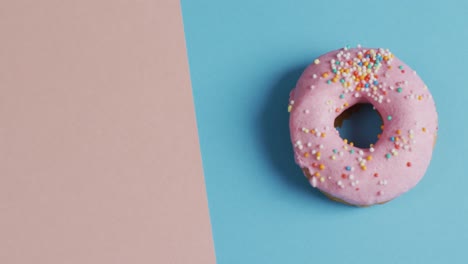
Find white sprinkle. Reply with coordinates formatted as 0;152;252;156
311;177;317;187
312;74;317;79
298;145;303;150
307;142;312;147
319;144;324;149
304;109;310;114
349;174;355;180
290;100;295;105
296;140;302;145
358;150;364;156
312;150;317;155
314;59;320;64
369;147;375;153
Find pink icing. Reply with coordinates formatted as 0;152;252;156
289;47;438;206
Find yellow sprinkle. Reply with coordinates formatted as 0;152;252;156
316;152;321;157
361;165;367;171
343;139;348;144
366;156;373;161
422;127;427;132
344;102;349;107
288;105;292;112
331;155;336;160
321;133;326;138
418;95;423;101
319;164;326;170
314;59;320;64
320;177;325;182
349;142;354;147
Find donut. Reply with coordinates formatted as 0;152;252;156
288;46;438;206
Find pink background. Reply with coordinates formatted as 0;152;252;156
0;0;215;263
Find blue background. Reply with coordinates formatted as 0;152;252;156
181;0;468;263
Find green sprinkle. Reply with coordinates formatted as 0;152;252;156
339;94;345;99
332;69;337;73
397;87;403;93
327;80;332;84
387;115;393;121
385;153;392;159
399;65;404;70
350;149;355;154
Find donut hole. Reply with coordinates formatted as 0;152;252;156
334;103;383;149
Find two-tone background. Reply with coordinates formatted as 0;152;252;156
1;1;467;263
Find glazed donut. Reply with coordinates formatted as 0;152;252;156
288;46;438;206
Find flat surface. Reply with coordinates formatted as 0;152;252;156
0;1;215;263
181;0;468;263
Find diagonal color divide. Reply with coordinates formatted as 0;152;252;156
0;1;215;263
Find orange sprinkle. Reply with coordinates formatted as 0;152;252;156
304;152;310;158
396;129;401;135
361;165;367;171
314;172;320;177
319;164;326;170
349;142;354;147
418;95;423;100
322;72;329;78
316;152;321;157
422;127;427;132
377;134;381;139
366;156;373;161
380;125;385;130
321;133;326;138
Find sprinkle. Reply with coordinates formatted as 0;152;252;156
345;166;352;171
321;132;326;138
288;105;292;112
311;177;317;187
385;153;392;159
407;162;412;167
304;152;309;157
339;94;345;99
304;109;310;114
422;127;427;132
366;155;373;161
397;87;403;93
399;65;404;70
387;115;393;121
320;177;325;182
314;59;320;64
369;147;375;153
349;149;355;154
312;74;317;79
319;164;326;170
374;173;379;177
